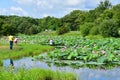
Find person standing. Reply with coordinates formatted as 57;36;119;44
49;39;54;46
14;37;19;45
8;35;14;50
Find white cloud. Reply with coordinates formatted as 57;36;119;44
64;8;79;14
66;0;84;6
10;7;28;16
43;14;49;17
36;0;53;9
13;0;34;6
0;7;28;16
14;0;54;10
0;8;8;15
6;0;120;18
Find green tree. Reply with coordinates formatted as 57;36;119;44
62;10;86;31
97;0;112;10
99;19;119;37
95;0;112;15
0;18;4;35
89;26;99;35
57;23;70;35
85;10;96;22
112;4;120;27
97;9;113;23
28;25;38;35
80;22;95;36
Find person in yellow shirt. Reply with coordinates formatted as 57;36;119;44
8;35;14;50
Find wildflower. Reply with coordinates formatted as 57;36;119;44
61;46;67;51
61;48;64;51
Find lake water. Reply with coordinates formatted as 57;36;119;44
4;57;120;80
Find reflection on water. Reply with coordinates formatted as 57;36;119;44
10;59;14;66
3;57;120;80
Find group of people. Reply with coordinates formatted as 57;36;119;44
8;35;55;50
8;35;19;50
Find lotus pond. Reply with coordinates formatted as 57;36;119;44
1;34;120;80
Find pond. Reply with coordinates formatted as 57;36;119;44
4;57;120;80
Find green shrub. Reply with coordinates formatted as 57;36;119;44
80;22;94;36
89;26;99;35
99;19;119;37
118;28;120;36
57;26;70;35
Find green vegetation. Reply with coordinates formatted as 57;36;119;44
0;0;120;79
63;31;81;36
33;36;120;64
1;33;120;65
0;43;53;66
0;44;53;59
99;19;119;37
0;35;76;80
0;68;76;80
80;22;95;37
0;60;3;66
0;31;120;79
0;0;120;37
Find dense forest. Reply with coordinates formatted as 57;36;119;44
0;0;120;37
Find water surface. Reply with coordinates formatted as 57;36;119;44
4;57;120;80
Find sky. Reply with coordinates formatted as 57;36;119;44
0;0;120;18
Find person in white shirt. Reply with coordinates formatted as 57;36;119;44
49;39;54;46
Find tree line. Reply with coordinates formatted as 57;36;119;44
0;0;120;37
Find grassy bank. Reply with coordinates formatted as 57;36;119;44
0;44;54;59
0;44;54;66
0;68;76;80
0;44;76;80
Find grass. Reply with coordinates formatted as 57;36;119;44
0;33;78;80
85;35;103;39
63;31;82;36
0;44;54;66
39;31;57;36
0;44;54;59
0;44;76;80
37;31;82;36
0;67;76;80
0;60;3;66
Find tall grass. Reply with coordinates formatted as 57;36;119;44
0;68;76;80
